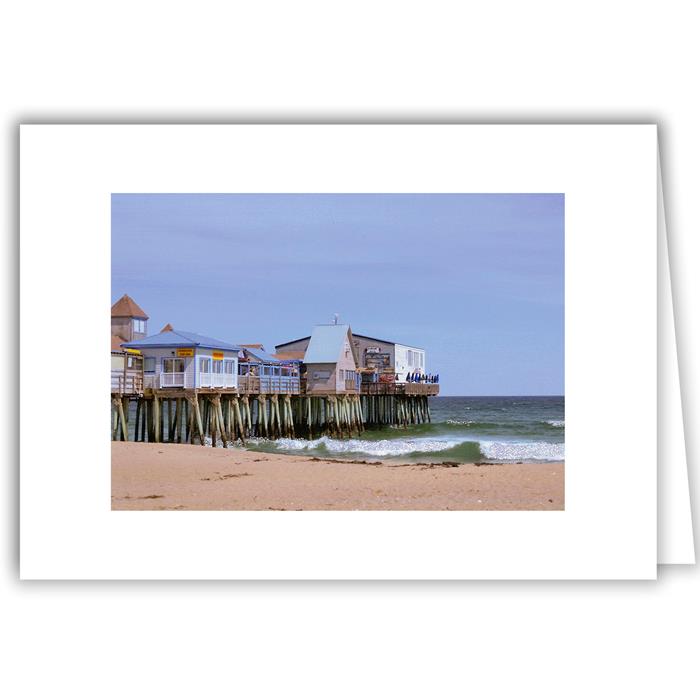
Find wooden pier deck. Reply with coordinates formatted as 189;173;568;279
361;382;440;396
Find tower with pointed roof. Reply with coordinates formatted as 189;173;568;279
111;294;149;344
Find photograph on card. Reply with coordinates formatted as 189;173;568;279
111;193;564;511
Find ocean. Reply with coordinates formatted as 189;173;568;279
249;396;565;463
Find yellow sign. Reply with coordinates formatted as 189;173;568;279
124;348;141;355
212;351;224;360
177;348;194;357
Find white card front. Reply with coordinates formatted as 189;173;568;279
20;125;659;579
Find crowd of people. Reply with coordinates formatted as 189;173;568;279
404;371;438;384
362;370;440;384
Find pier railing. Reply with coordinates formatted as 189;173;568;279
199;372;237;389
142;372;239;389
111;369;144;395
361;382;439;396
161;372;186;388
237;375;301;394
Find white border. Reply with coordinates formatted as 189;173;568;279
20;125;657;579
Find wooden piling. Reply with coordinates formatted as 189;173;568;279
116;397;128;441
133;398;141;441
212;396;227;448
187;398;193;443
225;398;233;440
210;398;218;446
111;400;118;441
173;398;181;443
260;395;269;437
190;396;204;446
284;395;295;437
233;397;246;445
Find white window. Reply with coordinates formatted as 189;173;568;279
163;358;184;373
133;319;145;334
406;350;423;367
313;370;331;380
224;360;234;374
212;359;223;374
144;357;155;372
200;358;211;373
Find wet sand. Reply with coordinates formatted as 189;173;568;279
112;442;564;511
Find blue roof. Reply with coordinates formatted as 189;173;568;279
241;347;292;365
304;324;354;364
122;329;240;351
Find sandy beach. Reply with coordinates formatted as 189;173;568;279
112;442;564;510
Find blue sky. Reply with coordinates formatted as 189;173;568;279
112;193;564;396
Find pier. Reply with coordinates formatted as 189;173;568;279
111;296;439;446
111;383;438;446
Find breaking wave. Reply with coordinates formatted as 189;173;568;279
271;435;467;458
250;434;563;463
479;440;564;462
543;419;565;428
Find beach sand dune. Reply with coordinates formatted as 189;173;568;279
112;442;564;511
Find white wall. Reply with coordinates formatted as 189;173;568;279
194;348;238;389
394;343;425;378
138;348;239;389
140;348;196;388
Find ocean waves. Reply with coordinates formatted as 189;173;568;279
480;440;565;462
271;435;467;458
543;419;565;428
251;433;564;463
386;418;564;439
246;397;565;463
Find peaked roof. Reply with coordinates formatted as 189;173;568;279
304;324;355;364
111;294;148;319
240;346;285;364
121;329;240;351
240;343;265;350
160;323;174;332
275;335;311;349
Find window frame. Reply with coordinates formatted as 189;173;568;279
163;358;185;374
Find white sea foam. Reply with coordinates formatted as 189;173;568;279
544;419;565;428
479;440;565;461
272;434;464;457
256;434;564;462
